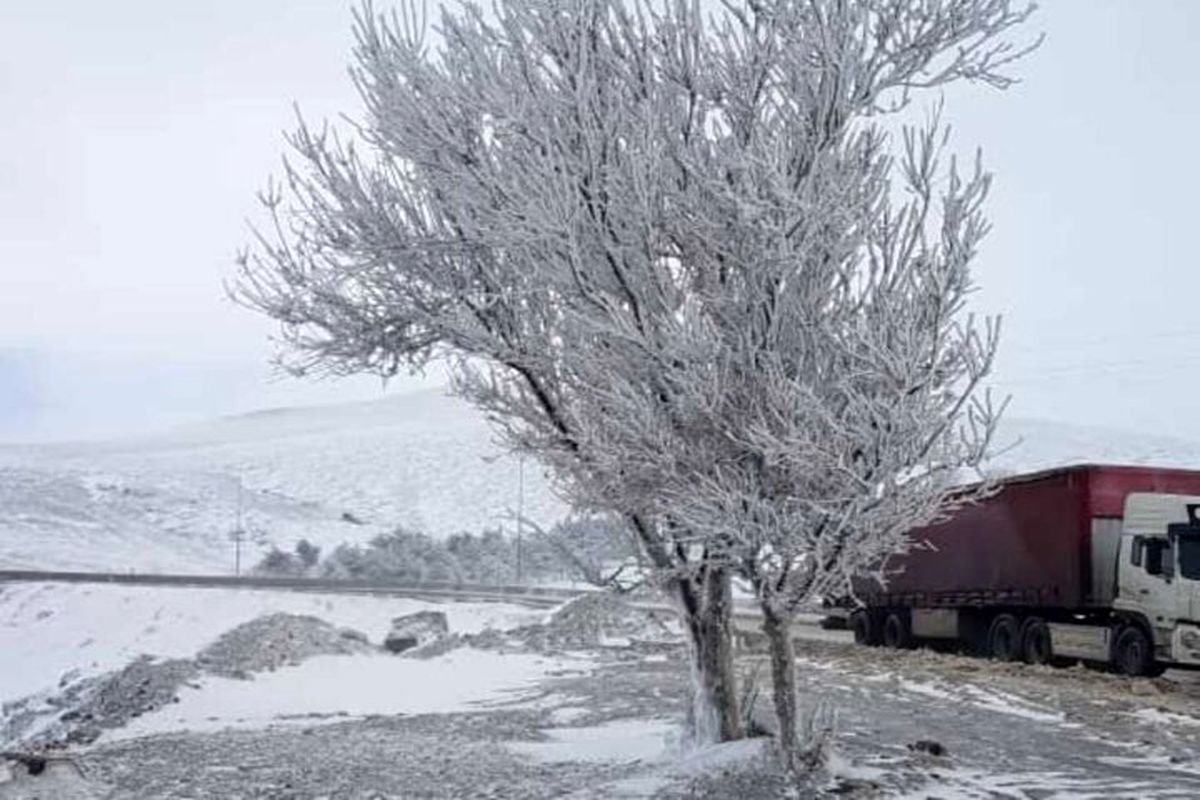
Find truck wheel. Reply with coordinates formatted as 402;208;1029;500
1020;617;1053;665
851;611;880;647
987;614;1022;661
1114;626;1157;677
882;611;914;649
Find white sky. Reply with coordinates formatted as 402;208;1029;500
1;1;1199;442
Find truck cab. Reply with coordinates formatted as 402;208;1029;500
1114;493;1200;668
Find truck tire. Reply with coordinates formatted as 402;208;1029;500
851;611;880;646
882;611;914;649
987;614;1022;661
1114;626;1161;677
1020;617;1053;665
1020;617;1075;668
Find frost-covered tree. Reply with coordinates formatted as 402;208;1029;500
567;115;1010;759
533;515;641;590
236;0;1034;744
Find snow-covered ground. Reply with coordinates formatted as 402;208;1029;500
0;582;547;707
7;581;1200;797
4;384;1200;574
113;647;593;741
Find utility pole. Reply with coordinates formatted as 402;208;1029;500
231;479;245;577
516;454;524;584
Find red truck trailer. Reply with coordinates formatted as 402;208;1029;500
849;464;1200;676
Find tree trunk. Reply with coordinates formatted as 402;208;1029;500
673;565;743;743
761;604;798;760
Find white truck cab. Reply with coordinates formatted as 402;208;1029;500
1114;493;1200;666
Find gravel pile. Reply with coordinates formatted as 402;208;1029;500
526;593;679;648
195;613;372;678
3;614;372;749
3;657;199;748
399;594;682;661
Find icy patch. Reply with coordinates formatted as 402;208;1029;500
1097;753;1200;778
958;685;1065;724
510;718;679;764
896;678;955;701
891;762;1171;799
894;677;1064;724
592;774;672;798
599;635;633;648
1131;707;1200;728
112;648;593;740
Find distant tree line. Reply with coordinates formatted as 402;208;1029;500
253;517;631;586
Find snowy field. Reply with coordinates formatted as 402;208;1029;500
5;385;1200;574
112;647;593;741
7;582;1200;797
0;582;767;798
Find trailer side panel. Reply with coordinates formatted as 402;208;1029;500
865;465;1200;611
871;469;1091;608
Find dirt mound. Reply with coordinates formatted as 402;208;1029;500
3;614;373;749
2;656;199;747
196;613;373;678
527;593;679;649
401;594;682;659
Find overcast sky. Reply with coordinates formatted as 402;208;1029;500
2;2;1199;443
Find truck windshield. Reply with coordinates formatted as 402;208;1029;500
1179;535;1200;580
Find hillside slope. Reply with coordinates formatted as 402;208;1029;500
3;388;1200;572
0;389;566;571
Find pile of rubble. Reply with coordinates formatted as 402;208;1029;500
389;594;682;660
2;614;373;749
2;656;200;748
196;613;371;678
541;593;678;645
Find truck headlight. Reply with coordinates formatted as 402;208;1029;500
1181;630;1200;650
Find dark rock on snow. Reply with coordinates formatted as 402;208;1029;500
384;611;449;653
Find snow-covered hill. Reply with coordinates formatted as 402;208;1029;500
3;386;1200;573
0;389;567;572
985;417;1200;476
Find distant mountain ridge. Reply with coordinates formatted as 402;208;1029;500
2;387;1200;572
